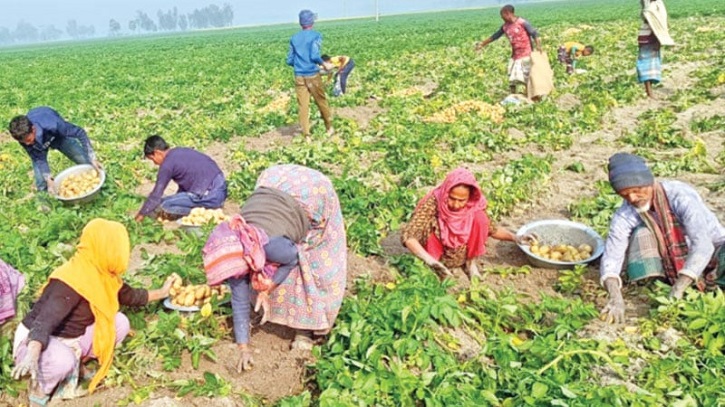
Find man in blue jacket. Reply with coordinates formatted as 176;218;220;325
287;9;334;139
9;107;101;209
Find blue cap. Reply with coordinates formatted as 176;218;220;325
299;10;316;27
608;153;654;192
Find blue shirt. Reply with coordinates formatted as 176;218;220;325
21;106;96;177
286;29;324;77
600;180;725;286
139;147;224;216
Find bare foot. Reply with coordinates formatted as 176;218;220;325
465;260;482;280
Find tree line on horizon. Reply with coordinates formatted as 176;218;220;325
0;3;234;46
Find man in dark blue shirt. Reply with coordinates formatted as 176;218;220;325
9;107;101;195
135;135;227;222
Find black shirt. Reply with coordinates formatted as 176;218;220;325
22;279;148;350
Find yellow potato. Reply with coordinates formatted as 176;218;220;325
195;286;207;300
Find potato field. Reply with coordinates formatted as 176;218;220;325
1;0;724;405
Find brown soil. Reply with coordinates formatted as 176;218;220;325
336;102;386;130
555;93;581;111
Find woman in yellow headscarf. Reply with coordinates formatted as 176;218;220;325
11;218;174;406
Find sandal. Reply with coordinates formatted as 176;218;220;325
28;381;49;407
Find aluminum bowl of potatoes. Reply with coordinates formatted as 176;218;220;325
516;219;604;270
53;164;105;204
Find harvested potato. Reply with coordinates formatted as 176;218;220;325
178;208;229;226
167;277;230;310
58;170;101;198
531;241;594;262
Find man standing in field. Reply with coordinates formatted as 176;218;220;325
637;0;675;98
476;4;542;96
599;153;725;324
287;9;334;139
8;106;101;209
135;135;227;222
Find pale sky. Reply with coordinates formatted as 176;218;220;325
0;0;496;33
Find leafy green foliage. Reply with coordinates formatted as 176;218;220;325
0;0;724;404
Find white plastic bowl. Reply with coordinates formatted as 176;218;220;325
516;219;604;270
52;164;105;204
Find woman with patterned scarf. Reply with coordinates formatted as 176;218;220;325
11;219;175;406
600;153;725;324
202;164;347;373
400;168;530;279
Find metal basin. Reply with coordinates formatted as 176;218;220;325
52;164;105;205
516;219;604;270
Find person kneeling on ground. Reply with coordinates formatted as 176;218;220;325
12;219;175;406
135;135;227;222
600;153;725;324
557;41;594;74
202;164;347;372
400;168;533;280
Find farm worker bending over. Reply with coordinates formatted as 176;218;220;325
287;9;334;138
0;258;25;326
557;42;594;74
135;135;227;222
476;4;542;96
600;153;725;324
203;164;347;372
11;219;175;406
637;0;675;98
321;54;355;96
401;168;533;280
8;106;101;210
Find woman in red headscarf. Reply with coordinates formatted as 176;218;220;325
401;168;521;279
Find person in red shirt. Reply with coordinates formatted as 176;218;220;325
476;4;542;96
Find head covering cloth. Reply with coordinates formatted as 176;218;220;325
47;218;130;393
203;215;271;286
418;168;489;249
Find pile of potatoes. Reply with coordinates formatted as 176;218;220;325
178;208;228;226
424;100;505;124
58;170;101;198
168;274;229;308
530;243;593;263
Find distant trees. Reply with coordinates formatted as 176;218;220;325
0;2;234;45
127;3;234;34
109;19;122;36
187;4;234;29
13;21;39;43
66;19;95;39
40;25;64;41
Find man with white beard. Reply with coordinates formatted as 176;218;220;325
599;153;725;324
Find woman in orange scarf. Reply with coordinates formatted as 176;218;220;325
11;219;174;406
